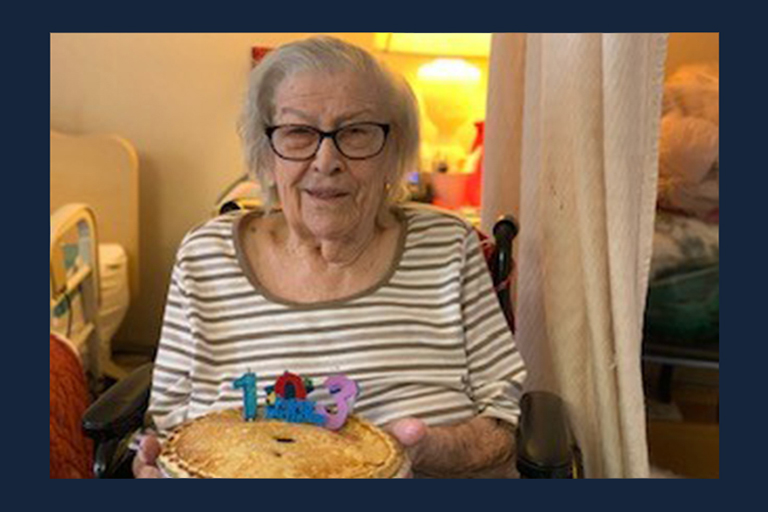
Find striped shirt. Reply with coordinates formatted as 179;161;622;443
148;203;526;437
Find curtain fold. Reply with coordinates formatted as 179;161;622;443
482;33;668;477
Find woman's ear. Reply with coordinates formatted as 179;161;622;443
255;167;279;210
263;168;276;189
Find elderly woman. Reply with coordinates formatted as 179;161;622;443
135;36;526;478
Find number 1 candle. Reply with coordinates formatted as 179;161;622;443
233;371;258;421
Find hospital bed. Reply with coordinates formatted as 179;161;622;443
50;130;139;385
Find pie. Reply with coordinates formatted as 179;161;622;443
157;409;407;478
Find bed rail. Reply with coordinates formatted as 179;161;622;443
51;203;102;386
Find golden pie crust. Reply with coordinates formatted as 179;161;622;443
157;409;406;478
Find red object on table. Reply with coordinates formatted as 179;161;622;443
465;121;484;207
251;46;272;67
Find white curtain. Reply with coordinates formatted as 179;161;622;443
482;33;668;478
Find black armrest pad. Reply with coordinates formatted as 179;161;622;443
82;363;154;441
516;391;577;478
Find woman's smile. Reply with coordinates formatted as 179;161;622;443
302;186;351;202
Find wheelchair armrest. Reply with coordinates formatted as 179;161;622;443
516;391;581;478
82;363;153;442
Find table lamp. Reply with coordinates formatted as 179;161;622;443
375;33;491;173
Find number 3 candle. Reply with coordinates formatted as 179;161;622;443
316;374;359;430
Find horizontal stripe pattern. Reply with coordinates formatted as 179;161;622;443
149;204;526;435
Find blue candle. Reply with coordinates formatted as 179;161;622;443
233;371;258;421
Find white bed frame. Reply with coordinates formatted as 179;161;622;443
50;130;140;382
50;204;103;382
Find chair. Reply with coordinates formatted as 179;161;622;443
82;363;153;478
82;211;581;478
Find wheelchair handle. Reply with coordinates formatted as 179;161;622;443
493;215;519;277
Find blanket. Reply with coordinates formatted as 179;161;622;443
50;334;93;478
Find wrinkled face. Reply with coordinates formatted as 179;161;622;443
268;70;394;241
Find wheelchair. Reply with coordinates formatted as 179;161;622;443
82;210;582;478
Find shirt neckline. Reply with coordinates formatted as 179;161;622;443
231;206;409;310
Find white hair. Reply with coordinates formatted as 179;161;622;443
238;36;420;210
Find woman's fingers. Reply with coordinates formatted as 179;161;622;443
385;418;428;471
133;433;162;478
136;465;163;479
385;418;427;447
138;434;161;464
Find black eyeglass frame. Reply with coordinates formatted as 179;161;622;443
265;122;391;161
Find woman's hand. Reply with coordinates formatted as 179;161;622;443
385;417;428;474
385;416;516;478
132;432;163;478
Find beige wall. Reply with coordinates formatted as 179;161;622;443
51;33;376;352
51;32;718;353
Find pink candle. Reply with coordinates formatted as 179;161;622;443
316;374;358;430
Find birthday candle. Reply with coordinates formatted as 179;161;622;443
316;374;358;430
233;371;258;421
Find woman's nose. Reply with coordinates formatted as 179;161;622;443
312;136;344;175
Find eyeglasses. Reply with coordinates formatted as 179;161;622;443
265;122;390;161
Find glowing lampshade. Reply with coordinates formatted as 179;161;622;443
376;34;491;172
416;59;481;150
374;33;491;58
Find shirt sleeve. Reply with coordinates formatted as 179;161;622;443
147;256;195;439
461;227;527;427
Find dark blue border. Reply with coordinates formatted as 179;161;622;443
39;20;734;511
